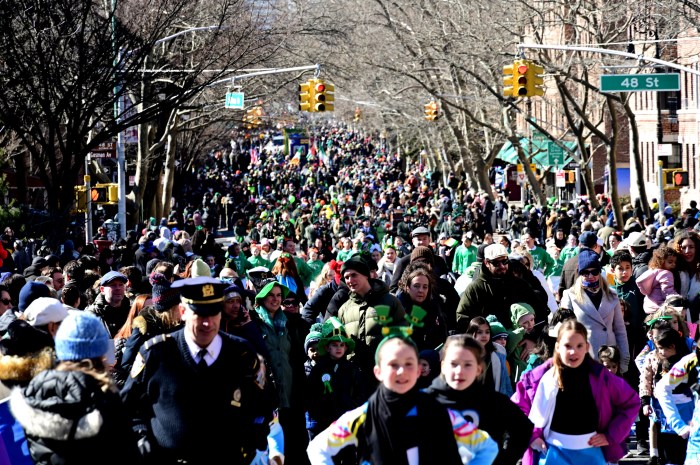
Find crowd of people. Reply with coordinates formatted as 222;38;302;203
1;124;700;464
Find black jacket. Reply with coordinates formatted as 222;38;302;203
11;369;138;465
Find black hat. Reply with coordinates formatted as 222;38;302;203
171;277;226;316
341;256;371;278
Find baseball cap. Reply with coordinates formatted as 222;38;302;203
626;231;647;248
23;297;70;327
579;231;604;248
100;271;128;286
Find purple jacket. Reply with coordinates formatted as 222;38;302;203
511;358;639;465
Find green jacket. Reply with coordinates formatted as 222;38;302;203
452;244;478;275
225;251;251;275
254;308;293;409
528;246;555;277
338;279;406;369
247;255;272;270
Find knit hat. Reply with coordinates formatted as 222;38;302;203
0;320;54;357
23;297;69;327
18;281;51;313
150;272;180;312
341;256;371;278
305;323;323;353
318;317;356;356
578;249;601;273
191;258;212;278
579;231;603;248
510;302;535;328
410;246;435;266
55;311;111;361
486;314;508;340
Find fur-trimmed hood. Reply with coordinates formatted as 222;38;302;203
10;369;104;440
0;348;54;388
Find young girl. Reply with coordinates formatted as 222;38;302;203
636;246;680;314
466;316;513;396
597;345;622;375
307;334;499;465
425;334;534;465
511;320;639;465
641;327;692;465
635;306;695;372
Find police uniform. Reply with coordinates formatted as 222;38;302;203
121;277;274;465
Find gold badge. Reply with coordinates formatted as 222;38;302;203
231;388;242;407
202;284;214;297
131;353;145;378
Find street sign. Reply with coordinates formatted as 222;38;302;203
600;73;680;93
532;130;547;141
225;92;245;109
517;173;527;184
90;141;116;158
547;142;565;165
556;170;566;187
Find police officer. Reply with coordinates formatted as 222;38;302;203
121;277;274;465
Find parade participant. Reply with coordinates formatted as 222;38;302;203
560;249;630;372
307;331;498;465
121;277;273;465
453;232;478;276
85;270;131;338
511;320;639;465
425;334;533;465
466;316;512;396
11;311;139;465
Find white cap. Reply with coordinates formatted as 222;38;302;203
484;244;509;261
23;297;69;327
625;231;647;248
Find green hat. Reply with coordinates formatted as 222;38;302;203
486;314;508;339
255;281;289;302
305;323;324;353
318;317;355;356
510;302;535;328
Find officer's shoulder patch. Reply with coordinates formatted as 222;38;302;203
143;333;172;350
132;315;147;335
131;353;145;378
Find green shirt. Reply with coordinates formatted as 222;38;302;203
453;244;478;275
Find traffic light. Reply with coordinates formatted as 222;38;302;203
673;170;690;187
311;79;334;112
299;80;313;112
526;62;545;97
354;107;361;122
503;62;515;97
91;183;118;205
514;60;529;97
74;186;87;212
424;101;438;121
243;106;263;128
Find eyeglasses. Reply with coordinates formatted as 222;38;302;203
0;299;10;305
488;259;509;268
580;269;601;277
282;300;299;307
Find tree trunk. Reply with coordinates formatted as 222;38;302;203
160;128;178;221
623;100;652;219
606;97;623;228
511;137;546;205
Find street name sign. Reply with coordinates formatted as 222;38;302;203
600;74;680;93
225;92;245;109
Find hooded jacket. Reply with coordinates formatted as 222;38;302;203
10;369;138;465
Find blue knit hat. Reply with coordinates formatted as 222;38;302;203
18;282;51;313
55;311;110;361
578;249;601;273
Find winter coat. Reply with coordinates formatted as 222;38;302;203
396;292;448;352
85;294;132;339
10;369;138;465
511;359;639;465
253;308;294;409
636;268;677;314
560;287;630;373
301;280;340;324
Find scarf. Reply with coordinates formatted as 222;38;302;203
365;384;421;465
255;306;287;336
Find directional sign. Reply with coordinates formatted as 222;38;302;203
600;73;680;93
547;142;565;165
225;92;245;109
556;170;566;187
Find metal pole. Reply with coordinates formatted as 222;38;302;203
658;160;664;221
85;155;93;245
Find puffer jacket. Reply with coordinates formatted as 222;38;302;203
10;369;138;465
338;279;405;369
85;294;132;338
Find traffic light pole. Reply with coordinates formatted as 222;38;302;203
85;154;93;245
658;160;664;221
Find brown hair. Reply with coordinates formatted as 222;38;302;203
271;253;300;278
552;320;590;390
56;358;117;393
440;334;485;366
672;230;700;277
398;262;435;296
114;294;150;340
648;245;680;270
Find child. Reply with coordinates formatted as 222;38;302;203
642;327;692;465
598;345;621;375
424;334;533;465
635;306;695;372
466;316;512;396
505;302;539;383
307;332;499;465
610;251;645;358
10;311;139;464
417;348;441;389
305;318;361;440
304;323;323;378
636;246;680;314
511;320;640;465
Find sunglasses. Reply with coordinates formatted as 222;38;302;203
282;300;299;307
580;269;601;277
488;259;509;267
0;299;10;305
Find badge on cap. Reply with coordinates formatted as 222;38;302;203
231;388;242;407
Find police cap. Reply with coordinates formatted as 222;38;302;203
171;277;226;316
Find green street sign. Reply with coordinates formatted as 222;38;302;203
225;92;245;109
547;142;565;165
600;73;680;93
532;130;547;141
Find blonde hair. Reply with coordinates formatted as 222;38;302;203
651;305;689;338
56;358;117;393
511;245;534;270
571;273;613;302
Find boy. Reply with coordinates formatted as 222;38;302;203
307;331;498;465
506;302;538;383
304;323;323;378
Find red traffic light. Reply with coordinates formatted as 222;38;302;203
315;83;325;93
517;64;528;74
